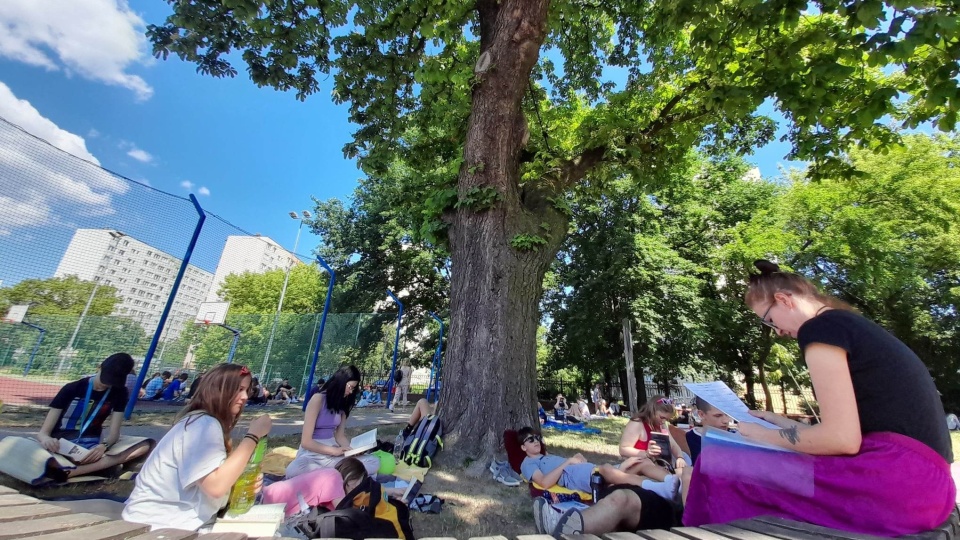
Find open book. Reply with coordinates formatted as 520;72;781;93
57;438;90;461
211;503;285;536
344;428;378;457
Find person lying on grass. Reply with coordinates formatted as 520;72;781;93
517;426;679;501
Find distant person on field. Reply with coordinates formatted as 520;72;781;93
683;260;955;536
274;378;297;403
608;400;622;416
392;359;412;408
186;370;205;399
162;373;190;401
143;372;164;400
248;377;269;405
36;353;154;478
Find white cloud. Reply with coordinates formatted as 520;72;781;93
0;81;98;164
198;186;211;196
180;180;195;190
126;147;153;163
87;128;100;138
0;0;153;100
0;82;127;235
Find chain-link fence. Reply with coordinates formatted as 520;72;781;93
0;116;426;413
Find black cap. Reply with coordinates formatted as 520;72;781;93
100;353;134;388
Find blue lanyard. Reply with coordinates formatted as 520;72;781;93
75;377;110;441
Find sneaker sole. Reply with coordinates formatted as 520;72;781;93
532;498;547;534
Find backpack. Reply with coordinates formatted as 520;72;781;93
394;369;403;383
317;477;414;540
399;414;443;468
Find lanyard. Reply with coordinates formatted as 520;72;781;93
75;377;110;441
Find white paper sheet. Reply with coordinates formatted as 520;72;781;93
683;381;780;429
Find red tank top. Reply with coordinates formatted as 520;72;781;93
632;421;658;450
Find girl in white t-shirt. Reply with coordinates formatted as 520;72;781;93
123;364;272;531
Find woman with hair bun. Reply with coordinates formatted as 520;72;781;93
684;260;954;536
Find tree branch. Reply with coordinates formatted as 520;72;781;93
559;146;608;189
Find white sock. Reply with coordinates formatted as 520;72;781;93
642;474;678;500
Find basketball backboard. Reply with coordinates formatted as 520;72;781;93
195;302;229;325
4;305;28;323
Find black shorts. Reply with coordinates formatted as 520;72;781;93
600;484;681;531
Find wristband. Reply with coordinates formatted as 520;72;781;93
244;433;260;445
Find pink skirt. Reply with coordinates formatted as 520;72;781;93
683;431;955;536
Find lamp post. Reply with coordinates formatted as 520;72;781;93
260;210;312;382
59;230;124;375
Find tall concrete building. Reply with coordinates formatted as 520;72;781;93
54;229;214;339
205;235;300;302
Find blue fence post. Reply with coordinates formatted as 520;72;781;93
125;194;206;419
385;290;403;410
20;321;46;376
427;312;444;401
222;324;241;364
303;255;335;411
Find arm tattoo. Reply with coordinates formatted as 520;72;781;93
778;426;800;445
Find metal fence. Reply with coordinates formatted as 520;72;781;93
0;116;426;414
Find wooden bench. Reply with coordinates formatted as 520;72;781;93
2;482;956;540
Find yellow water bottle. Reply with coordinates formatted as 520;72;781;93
227;436;267;516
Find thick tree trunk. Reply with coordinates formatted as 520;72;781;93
437;0;557;473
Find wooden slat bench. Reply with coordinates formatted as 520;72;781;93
1;483;956;540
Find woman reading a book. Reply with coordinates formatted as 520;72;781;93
617;396;684;496
683;260;954;536
286;365;381;478
123;363;273;531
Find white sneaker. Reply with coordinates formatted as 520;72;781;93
494;465;521;487
532;498;547;534
541;504;563;537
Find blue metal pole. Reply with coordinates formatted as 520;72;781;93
20;322;46;376
222;324;241;364
427;312;444;402
125;194;206;419
385;290;403;410
303;255;335;411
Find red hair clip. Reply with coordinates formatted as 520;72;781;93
239;366;251;376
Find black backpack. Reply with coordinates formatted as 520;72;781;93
317;477;414;540
399;414;443;468
394;369;403;383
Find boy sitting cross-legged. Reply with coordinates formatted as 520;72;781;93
517;426;679;500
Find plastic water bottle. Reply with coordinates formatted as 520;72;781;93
227;436;268;516
590;470;603;502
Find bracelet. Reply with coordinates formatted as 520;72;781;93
243;433;260;445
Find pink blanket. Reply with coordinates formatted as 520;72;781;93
684;431;955;536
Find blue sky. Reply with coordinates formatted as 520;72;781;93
0;1;799;286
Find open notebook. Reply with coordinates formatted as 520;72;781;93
211;503;286;536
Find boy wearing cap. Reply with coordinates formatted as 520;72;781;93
36;352;153;478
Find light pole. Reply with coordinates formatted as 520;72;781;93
60;230;124;375
260;210;312;382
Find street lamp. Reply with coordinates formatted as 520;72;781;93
60;230;124;374
260;211;312;381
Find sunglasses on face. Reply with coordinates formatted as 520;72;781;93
523;435;543;444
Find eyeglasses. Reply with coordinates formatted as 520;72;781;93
523;435;543;444
657;397;673;405
759;303;778;330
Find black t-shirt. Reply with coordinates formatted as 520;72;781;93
49;377;129;439
797;310;952;462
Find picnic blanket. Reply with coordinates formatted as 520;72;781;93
0;435;151;485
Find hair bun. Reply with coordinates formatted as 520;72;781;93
754;259;781;275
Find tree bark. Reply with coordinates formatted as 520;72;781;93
756;327;774;411
438;0;559;473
